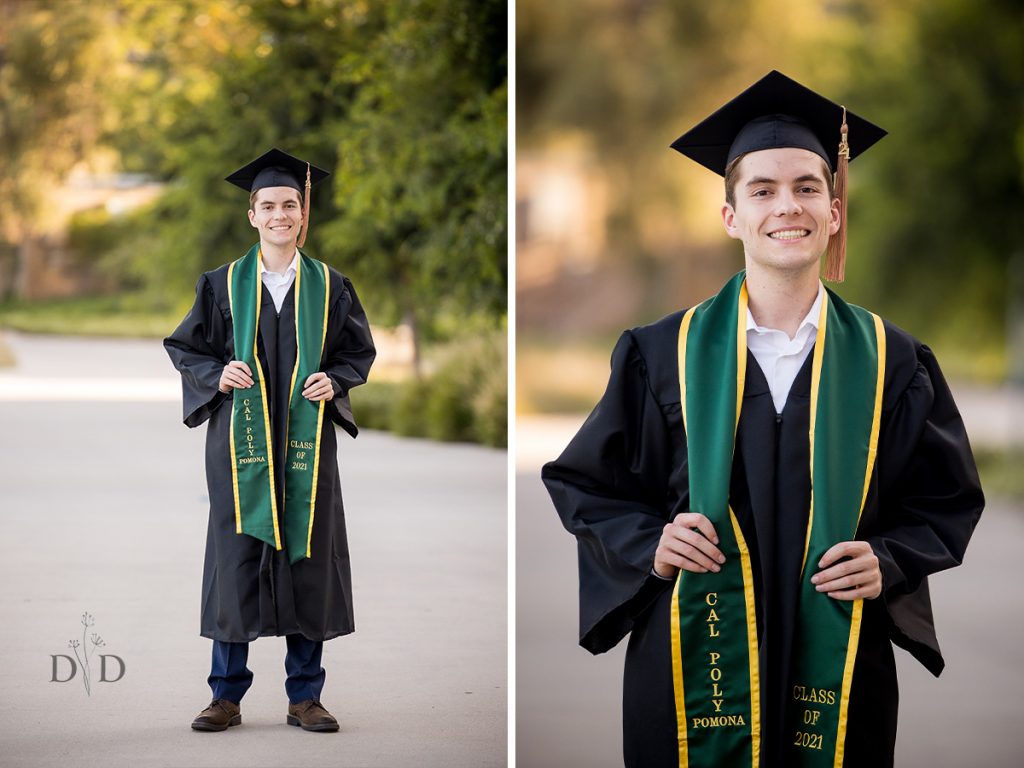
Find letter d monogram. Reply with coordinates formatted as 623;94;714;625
99;655;127;683
50;655;76;683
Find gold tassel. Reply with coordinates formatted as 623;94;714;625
824;107;849;282
297;162;312;248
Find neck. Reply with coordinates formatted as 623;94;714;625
744;261;820;338
259;240;296;273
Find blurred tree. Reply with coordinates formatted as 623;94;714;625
2;0;508;357
322;0;507;372
0;0;108;294
835;0;1024;362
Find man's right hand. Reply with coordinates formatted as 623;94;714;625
653;512;726;578
218;361;255;393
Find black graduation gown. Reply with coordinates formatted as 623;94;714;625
542;309;984;768
164;263;375;643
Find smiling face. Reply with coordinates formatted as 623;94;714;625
721;147;840;277
248;186;303;248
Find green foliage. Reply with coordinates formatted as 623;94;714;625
837;0;1024;356
0;0;110;240
356;332;507;446
349;379;401;432
321;0;507;340
2;0;507;346
973;448;1024;502
391;377;432;438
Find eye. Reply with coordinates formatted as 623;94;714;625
799;186;819;194
751;188;771;198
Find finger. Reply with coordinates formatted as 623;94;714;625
656;548;708;574
670;526;726;565
227;366;254;387
661;538;721;572
304;372;326;387
673;512;719;546
303;388;327;401
815;569;878;594
811;559;860;585
818;540;869;569
815;574;857;593
826;581;881;601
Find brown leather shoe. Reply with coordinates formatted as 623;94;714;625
286;699;339;732
191;698;241;731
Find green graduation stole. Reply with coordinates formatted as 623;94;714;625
227;244;331;564
671;270;884;767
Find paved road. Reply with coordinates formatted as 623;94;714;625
517;421;1024;768
0;332;507;768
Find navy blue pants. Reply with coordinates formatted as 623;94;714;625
208;634;326;705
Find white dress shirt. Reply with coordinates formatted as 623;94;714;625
260;251;298;313
745;282;824;415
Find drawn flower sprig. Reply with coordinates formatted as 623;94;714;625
71;613;100;695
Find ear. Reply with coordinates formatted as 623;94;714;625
248;208;258;229
828;195;841;236
721;203;741;240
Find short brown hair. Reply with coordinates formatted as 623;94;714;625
724;154;834;208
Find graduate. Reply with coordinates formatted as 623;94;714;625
164;148;375;733
542;71;984;767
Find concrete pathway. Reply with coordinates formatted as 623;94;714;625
0;332;507;768
517;416;1024;768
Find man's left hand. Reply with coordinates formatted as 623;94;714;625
302;372;335;402
811;541;882;601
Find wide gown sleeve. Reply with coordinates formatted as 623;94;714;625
322;275;376;438
869;342;984;675
163;274;231;428
542;330;677;655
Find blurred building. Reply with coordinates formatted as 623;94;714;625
2;169;164;300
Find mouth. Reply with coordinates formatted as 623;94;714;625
767;228;810;241
268;225;292;231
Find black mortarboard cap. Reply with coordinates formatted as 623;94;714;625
670;70;886;176
224;147;329;194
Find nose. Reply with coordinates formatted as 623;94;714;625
774;189;802;216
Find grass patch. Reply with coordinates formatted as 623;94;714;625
0;295;183;339
973;448;1024;503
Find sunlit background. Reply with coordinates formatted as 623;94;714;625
516;1;1024;766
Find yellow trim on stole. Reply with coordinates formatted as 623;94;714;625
735;283;748;431
282;255;303;549
227;261;243;534
285;259;303;471
254;251;282;550
734;282;760;768
800;293;831;579
730;509;761;768
306;262;331;558
672;306;696;767
833;313;885;768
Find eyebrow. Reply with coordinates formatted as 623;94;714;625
746;173;827;188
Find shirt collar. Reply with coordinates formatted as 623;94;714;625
745;281;825;337
259;250;299;277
